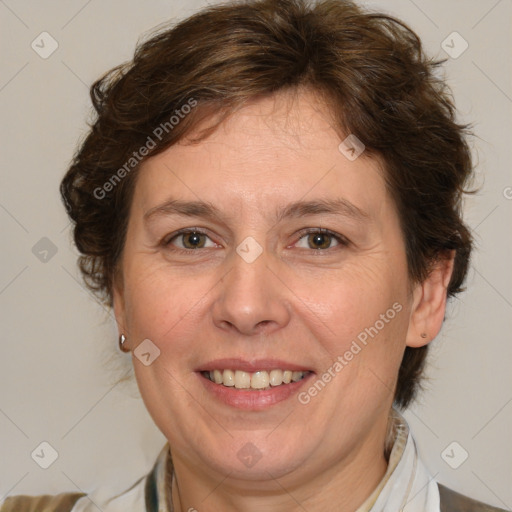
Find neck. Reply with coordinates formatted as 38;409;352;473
169;426;389;512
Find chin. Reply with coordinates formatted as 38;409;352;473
195;431;315;482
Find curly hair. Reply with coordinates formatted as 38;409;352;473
60;0;474;408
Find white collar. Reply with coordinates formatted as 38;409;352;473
357;409;440;512
72;409;440;512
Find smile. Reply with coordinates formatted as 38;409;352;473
201;369;311;390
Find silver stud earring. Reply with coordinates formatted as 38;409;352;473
119;334;130;352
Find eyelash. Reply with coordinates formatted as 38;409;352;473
162;227;349;253
295;227;349;250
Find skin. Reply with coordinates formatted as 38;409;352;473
113;89;454;512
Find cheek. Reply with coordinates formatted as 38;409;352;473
288;261;411;404
122;258;212;348
288;260;406;340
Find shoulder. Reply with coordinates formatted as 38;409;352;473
439;483;508;512
0;492;86;512
0;445;170;512
0;474;149;512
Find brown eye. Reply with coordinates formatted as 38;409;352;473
181;231;206;249
165;230;216;250
307;232;333;250
295;229;347;251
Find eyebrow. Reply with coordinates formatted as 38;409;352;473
143;197;370;225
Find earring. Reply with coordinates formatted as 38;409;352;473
420;332;427;339
119;334;130;352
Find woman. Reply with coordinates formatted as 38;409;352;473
1;0;505;510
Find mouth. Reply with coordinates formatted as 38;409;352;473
200;369;312;391
196;359;315;409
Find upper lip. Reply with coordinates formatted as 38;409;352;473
196;358;313;373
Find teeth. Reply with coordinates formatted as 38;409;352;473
213;370;223;384
222;369;235;387
291;371;303;382
204;369;308;390
269;369;283;386
234;370;251;389
251;371;270;389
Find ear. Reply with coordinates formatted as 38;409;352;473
406;251;455;348
112;271;128;347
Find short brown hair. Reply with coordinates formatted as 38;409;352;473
60;0;474;408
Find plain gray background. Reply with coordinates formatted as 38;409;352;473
1;0;511;508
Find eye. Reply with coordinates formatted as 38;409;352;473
163;228;348;252
165;229;217;250
294;228;348;250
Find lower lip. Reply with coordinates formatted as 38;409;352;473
198;372;314;410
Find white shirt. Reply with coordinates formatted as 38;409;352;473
71;410;440;512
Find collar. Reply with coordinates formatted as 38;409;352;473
144;409;440;512
356;408;410;511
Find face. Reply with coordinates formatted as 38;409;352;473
113;90;438;485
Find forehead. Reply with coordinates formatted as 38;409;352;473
133;90;390;222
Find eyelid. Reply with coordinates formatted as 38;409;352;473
293;227;350;248
163;227;216;247
162;227;349;252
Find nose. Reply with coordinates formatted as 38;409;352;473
211;246;291;337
